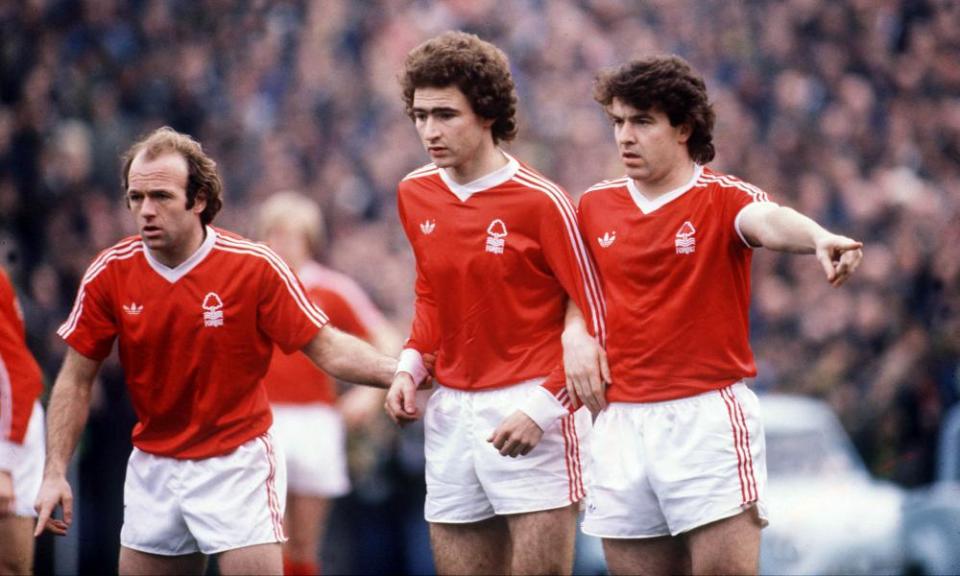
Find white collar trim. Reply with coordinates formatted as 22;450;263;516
438;152;519;202
627;164;703;214
144;226;217;283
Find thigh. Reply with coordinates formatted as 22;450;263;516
272;404;350;498
582;406;670;538
602;536;690;576
424;387;495;523
475;383;589;516
686;508;761;576
217;542;283;576
118;546;206;576
429;516;510;576
649;383;768;535
505;503;578;575
181;433;288;555
0;515;34;575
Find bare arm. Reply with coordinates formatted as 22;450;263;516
302;324;397;389
34;348;101;536
338;322;403;429
738;203;863;286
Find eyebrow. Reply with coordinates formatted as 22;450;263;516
411;106;460;115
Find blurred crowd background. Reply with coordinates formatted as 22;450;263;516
1;0;958;574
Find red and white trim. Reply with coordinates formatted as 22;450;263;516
719;386;758;504
257;434;286;542
583;177;630;195
0;357;11;441
699;172;770;203
513;167;607;348
560;413;585;502
213;235;328;328
58;239;144;339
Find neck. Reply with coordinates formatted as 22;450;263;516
151;225;206;268
447;141;508;185
631;159;697;201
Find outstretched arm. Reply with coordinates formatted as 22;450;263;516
34;348;101;536
302;325;397;389
738;203;863;287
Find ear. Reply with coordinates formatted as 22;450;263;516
192;191;208;215
482;117;496;130
677;122;693;144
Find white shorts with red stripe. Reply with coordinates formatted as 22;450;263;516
424;378;590;523
582;382;768;538
120;432;287;555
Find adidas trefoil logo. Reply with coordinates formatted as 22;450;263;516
598;231;616;248
420;220;436;234
123;302;144;315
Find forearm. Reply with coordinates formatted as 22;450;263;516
749;205;830;253
44;373;93;478
306;325;397;388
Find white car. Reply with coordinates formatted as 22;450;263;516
902;403;960;575
759;394;905;575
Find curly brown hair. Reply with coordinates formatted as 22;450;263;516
594;55;716;164
400;31;518;144
121;126;224;226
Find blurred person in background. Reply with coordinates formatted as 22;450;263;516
385;31;606;575
0;266;45;575
574;55;864;576
257;191;402;576
33;126;401;575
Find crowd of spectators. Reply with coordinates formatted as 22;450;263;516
2;0;958;572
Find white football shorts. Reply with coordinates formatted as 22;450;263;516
582;382;768;538
120;432;287;555
0;401;44;517
424;378;590;524
270;402;349;498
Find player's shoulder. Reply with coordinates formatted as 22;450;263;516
509;163;575;209
696;167;768;200
83;234;145;276
210;227;283;268
400;162;441;185
582;176;630;197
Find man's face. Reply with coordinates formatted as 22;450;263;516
607;98;691;185
126;150;205;263
411;85;494;171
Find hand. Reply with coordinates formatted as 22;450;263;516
815;235;863;287
385;372;420;426
487;410;544;458
0;470;13;517
423;352;437;377
563;327;611;415
33;474;73;536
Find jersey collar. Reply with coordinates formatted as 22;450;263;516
627;164;703;215
438;151;520;202
143;226;217;283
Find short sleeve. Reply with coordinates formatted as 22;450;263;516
257;258;327;354
58;270;118;361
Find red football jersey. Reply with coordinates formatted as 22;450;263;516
397;155;605;410
578;166;771;403
263;261;385;405
0;268;44;448
58;228;328;459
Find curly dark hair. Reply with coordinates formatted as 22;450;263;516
594;55;716;164
400;31;518;144
121;126;224;226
